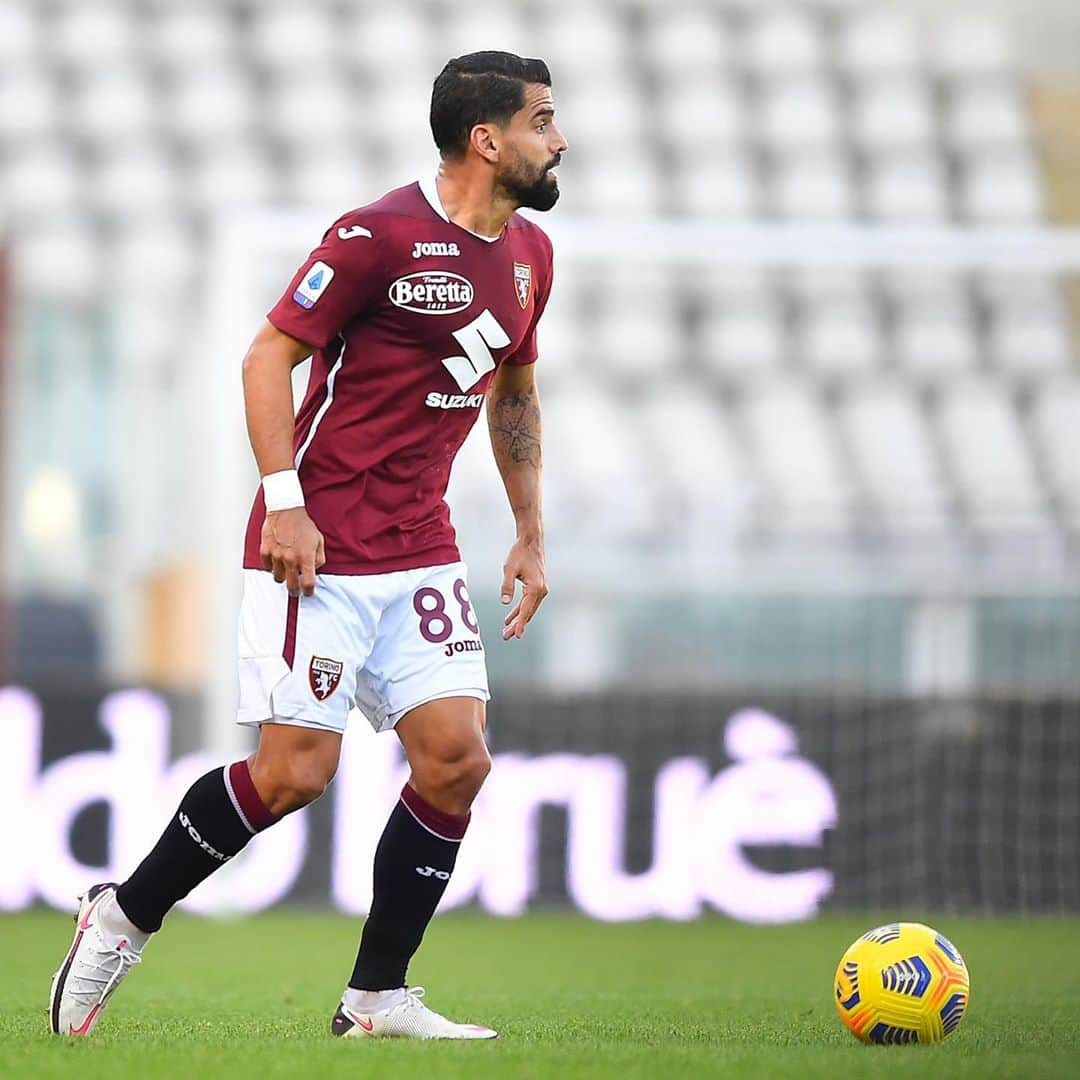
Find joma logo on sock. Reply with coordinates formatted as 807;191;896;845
415;865;450;880
178;811;231;863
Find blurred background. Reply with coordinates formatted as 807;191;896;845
1;0;1078;921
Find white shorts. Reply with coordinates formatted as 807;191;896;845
237;561;489;734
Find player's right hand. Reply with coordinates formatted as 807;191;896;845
260;507;326;597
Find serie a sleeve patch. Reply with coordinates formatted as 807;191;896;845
292;261;336;309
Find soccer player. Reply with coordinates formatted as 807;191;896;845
49;51;567;1041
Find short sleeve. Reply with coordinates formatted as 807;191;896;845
504;234;555;367
266;214;385;349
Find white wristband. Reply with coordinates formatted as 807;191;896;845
262;469;305;512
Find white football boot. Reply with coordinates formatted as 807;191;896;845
330;987;497;1040
49;883;148;1036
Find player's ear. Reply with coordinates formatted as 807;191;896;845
469;122;500;164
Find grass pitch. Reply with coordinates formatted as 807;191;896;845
2;910;1077;1079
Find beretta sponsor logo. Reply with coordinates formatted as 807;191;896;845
389;271;474;315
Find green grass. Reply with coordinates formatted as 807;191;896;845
2;910;1078;1078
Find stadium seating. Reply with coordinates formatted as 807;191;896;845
839;381;950;534
1031;378;1080;526
0;0;1072;570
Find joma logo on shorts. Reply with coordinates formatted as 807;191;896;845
415;865;451;880
179;811;231;863
443;639;484;658
425;392;485;410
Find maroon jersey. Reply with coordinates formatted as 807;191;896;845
244;179;554;575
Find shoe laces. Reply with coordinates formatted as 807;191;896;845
402;986;427;1010
72;939;141;1003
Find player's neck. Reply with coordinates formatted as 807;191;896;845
434;168;514;240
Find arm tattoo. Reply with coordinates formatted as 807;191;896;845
489;385;542;469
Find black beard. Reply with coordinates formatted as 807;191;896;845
503;167;560;212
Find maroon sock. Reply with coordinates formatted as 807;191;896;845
349;784;470;990
116;760;276;933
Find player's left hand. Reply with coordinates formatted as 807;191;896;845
500;537;548;640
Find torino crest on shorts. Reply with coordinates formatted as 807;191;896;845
310;657;344;701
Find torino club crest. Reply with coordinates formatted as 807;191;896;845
309;657;344;701
513;262;533;309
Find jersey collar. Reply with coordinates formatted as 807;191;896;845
418;175;502;243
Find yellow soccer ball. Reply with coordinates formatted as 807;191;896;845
834;922;970;1044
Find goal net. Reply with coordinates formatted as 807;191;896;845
198;210;1080;916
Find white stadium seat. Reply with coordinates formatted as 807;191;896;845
601;266;677;315
741;380;850;533
893;296;979;379
0;65;60;141
656;77;746;152
795;289;883;377
863;152;950;222
850;78;937;151
557;80;646;153
188;146;279;212
0;1;39;64
944;81;1031;151
111;299;188;382
442;8;533;61
632;386;750;522
590;300;682;383
840;381;950;532
530;306;578;387
837;9;922;76
641;7;728;78
937;381;1045;530
769;151;855;220
445;422;508;539
372;144;441;194
110;218;198;298
884;271;971;308
744;8;826;74
987;302;1072;377
701;298;787;380
1030;379;1080;527
757;77;841;149
933;18;1012;77
570;153;662;216
672;153;759;219
285;152;371;213
978;274;1073;376
989;278;1071;375
13;217;100;300
167;69;256;146
264;73;355;148
248;5;340;70
958;152;1044;223
90;146;180;218
363;82;437;147
3;141;82;218
542;386;658;538
345;9;437;80
147;7;235;71
51;3;136;69
71;67;159;147
533;7;629;82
